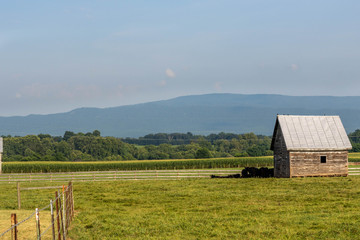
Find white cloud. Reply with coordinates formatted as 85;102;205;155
165;68;176;78
15;93;22;98
291;64;299;71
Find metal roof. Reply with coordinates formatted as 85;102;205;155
271;115;352;151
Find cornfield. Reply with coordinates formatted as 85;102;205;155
2;157;273;173
349;153;360;162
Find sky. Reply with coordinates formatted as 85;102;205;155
0;0;359;116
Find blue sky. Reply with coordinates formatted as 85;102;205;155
0;0;359;116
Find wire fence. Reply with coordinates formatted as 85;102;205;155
0;182;74;240
0;169;242;183
1;167;359;184
1;167;358;186
348;168;360;175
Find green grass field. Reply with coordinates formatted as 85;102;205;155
0;210;52;240
1;177;360;239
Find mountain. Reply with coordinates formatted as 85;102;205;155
1;93;360;137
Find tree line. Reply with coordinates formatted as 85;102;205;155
122;132;271;145
348;129;360;152
2;129;359;162
2;131;272;162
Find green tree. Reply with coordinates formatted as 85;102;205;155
93;130;101;137
195;148;212;159
63;131;75;141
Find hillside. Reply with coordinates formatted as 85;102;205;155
1;93;360;137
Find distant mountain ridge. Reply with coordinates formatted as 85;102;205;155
1;93;360;137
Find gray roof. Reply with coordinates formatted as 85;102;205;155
271;115;352;151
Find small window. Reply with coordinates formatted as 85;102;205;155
320;156;327;163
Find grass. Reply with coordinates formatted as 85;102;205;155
1;177;360;239
0;210;52;240
349;153;360;157
0;182;56;240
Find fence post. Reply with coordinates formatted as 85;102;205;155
62;186;66;240
70;182;74;220
56;190;62;240
65;185;69;232
36;208;41;240
68;183;71;221
50;200;55;240
11;213;17;240
17;182;21;210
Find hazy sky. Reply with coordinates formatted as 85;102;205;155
1;1;359;116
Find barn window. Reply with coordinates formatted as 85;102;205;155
320;156;327;163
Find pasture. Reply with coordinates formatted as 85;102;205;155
1;177;360;239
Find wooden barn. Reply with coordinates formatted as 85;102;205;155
270;115;352;178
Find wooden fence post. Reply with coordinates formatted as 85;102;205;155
56;190;62;240
62;186;66;240
17;182;21;210
35;208;41;240
50;200;55;240
70;182;74;220
65;186;69;232
11;213;17;240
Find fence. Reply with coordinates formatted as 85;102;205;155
1;168;358;184
0;169;242;183
348;168;360;175
0;182;74;240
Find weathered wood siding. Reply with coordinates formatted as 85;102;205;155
290;151;348;177
273;125;290;178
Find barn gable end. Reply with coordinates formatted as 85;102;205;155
271;115;352;178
